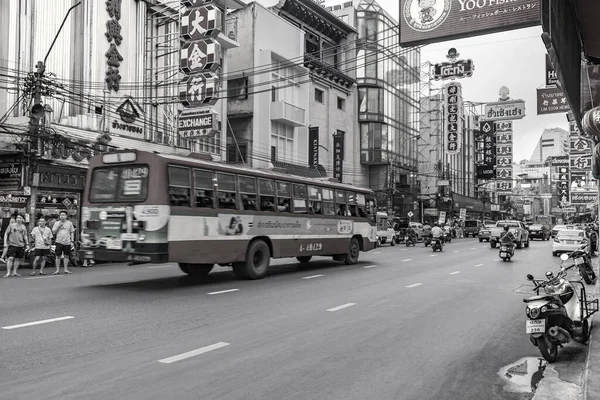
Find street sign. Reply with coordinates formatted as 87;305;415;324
459;208;466;220
62;198;72;208
407;211;414;218
485;100;526;121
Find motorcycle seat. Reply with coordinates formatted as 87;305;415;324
523;294;560;303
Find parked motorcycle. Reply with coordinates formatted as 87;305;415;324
405;236;415;247
499;243;515;262
565;243;596;284
432;237;443;252
524;254;599;362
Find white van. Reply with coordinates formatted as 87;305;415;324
408;222;424;241
376;212;396;247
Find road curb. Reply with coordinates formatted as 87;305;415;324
583;256;600;400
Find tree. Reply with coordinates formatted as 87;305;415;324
502;199;517;216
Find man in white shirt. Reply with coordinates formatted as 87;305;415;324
431;223;444;238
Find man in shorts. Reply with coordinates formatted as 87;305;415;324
30;217;53;276
52;210;74;275
3;214;27;277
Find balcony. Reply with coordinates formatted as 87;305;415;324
216;17;239;50
304;53;355;89
270;101;306;127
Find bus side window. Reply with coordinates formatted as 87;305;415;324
276;181;291;212
308;186;322;214
365;194;377;222
322;188;336;215
216;173;238;210
293;184;308;214
347;192;358;217
258;179;276;212
168;166;191;207
193;169;214;208
239;176;258;211
356;193;367;217
336;190;348;216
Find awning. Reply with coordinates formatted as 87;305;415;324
452;193;490;214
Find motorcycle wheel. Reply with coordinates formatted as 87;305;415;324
580;265;593;284
391;240;396;247
538;333;559;363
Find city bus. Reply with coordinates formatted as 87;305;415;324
80;150;378;279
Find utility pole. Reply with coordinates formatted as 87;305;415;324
24;2;81;230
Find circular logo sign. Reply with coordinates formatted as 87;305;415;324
403;0;451;32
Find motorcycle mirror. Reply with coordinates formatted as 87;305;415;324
560;253;569;261
545;271;554;279
526;274;535;281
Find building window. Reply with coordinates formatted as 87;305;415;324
227;143;247;164
337;97;345;111
271;122;294;162
227;77;248;100
271;86;277;102
315;88;324;103
339;14;349;23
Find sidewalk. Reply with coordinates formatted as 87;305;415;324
583;258;600;400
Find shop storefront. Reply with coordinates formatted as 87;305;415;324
452;193;491;221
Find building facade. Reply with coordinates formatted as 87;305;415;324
0;0;241;232
529;127;569;163
328;0;421;216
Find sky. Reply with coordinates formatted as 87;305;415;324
319;0;569;162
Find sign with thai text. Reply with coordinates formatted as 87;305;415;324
0;161;22;191
476;121;495;179
537;87;570;115
433;59;474;80
545;54;557;86
570;192;597;205
485;100;526;121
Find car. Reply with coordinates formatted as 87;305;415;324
551;224;568;237
477;222;496;242
490;220;530;249
463;220;483;238
552;229;589;256
528;224;551;240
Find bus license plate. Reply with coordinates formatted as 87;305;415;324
575;257;585;265
121;233;139;241
526;319;545;334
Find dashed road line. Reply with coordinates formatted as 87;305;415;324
148;265;173;269
158;342;230;364
430;254;437;257
471;248;476;250
25;275;63;280
207;289;240;295
373;251;382;254
494;259;500;261
402;259;412;262
2;316;74;330
474;264;484;267
449;271;461;275
302;274;324;279
327;303;356;312
406;283;423;288
453;250;460;253
363;265;377;269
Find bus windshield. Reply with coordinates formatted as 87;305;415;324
89;165;149;202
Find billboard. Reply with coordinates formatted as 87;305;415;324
536;87;570;115
443;81;464;156
400;0;541;47
476;121;495;179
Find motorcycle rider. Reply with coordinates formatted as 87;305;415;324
432;223;444;243
500;225;516;253
406;226;418;244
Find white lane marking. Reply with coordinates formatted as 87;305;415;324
449;271;461;275
327;303;356;312
474;264;484;267
453;250;460;253
406;283;423;288
2;316;74;330
494;259;500;261
158;342;230;364
401;249;409;251
363;265;377;269
402;259;412;262
471;248;476;250
148;265;172;269
373;251;381;254
207;289;240;295
302;274;324;279
25;275;63;280
430;254;437;257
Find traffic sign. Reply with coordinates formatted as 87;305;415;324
407;211;414;218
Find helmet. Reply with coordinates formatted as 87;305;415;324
503;225;510;232
434;222;439;227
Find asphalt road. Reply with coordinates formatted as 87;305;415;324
0;237;593;400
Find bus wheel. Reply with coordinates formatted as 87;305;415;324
234;240;270;280
178;263;190;274
297;256;312;264
343;237;360;265
187;264;213;277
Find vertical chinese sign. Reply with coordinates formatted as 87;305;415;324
495;121;514;193
333;132;344;183
105;0;124;92
179;0;223;139
443;82;463;156
476;120;496;180
568;121;596;206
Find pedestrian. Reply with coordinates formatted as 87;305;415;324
3;215;26;277
52;210;74;274
1;216;16;263
30;217;53;276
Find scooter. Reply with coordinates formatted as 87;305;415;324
524;253;599;362
565;243;596;284
432;237;443;252
499;242;515;262
405;236;415;247
443;232;452;244
423;235;432;247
